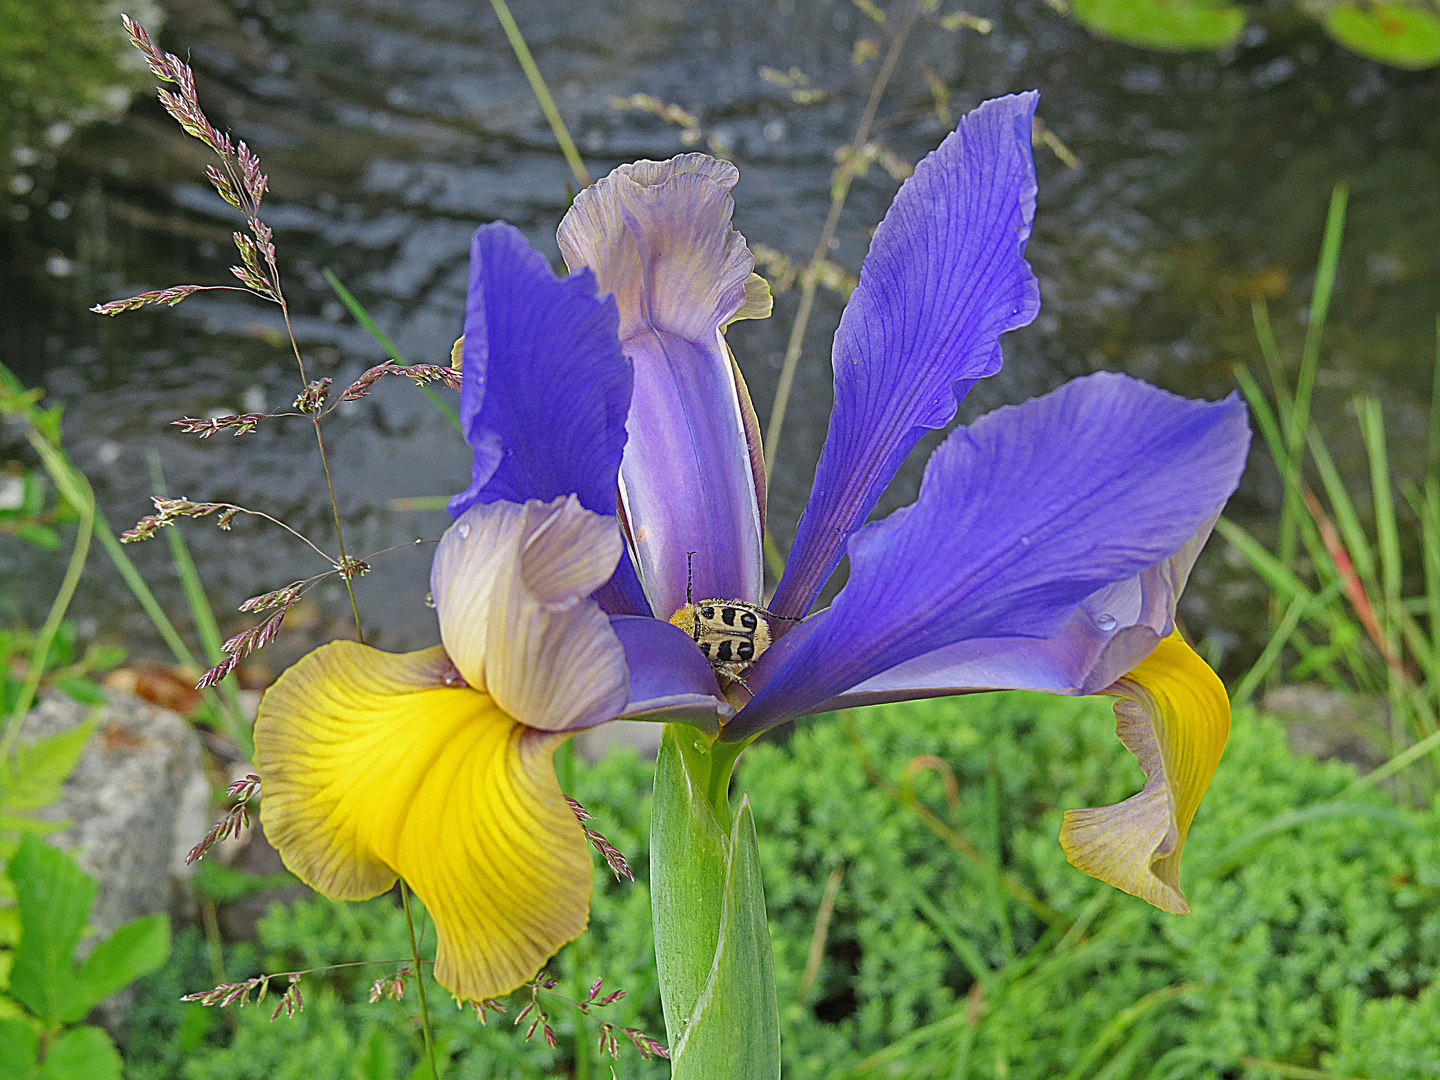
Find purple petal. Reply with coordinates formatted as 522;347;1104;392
447;222;649;615
796;512;1220;712
770;92;1042;620
729;374;1250;736
610;615;731;733
559;155;764;619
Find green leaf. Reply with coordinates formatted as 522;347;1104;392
81;648;125;674
0;1017;40;1080
13;527;59;553
1323;2;1440;68
1070;0;1245;50
1;721;95;814
46;677;104;709
651;726;780;1080
65;915;168;1023
38;1024;121;1080
6;836;94;1026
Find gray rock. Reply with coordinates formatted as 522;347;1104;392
1263;683;1392;771
19;689;211;1024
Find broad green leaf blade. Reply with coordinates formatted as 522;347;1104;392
651;726;780;1080
0;1017;40;1080
38;1024;122;1080
1070;0;1245;50
670;797;780;1080
65;914;170;1024
1323;2;1440;67
1;721;95;813
651;726;728;1042
7;836;93;1026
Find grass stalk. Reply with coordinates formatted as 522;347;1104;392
401;883;439;1080
147;453;248;736
0;455;93;761
1277;185;1347;571
763;0;927;481
487;0;591;190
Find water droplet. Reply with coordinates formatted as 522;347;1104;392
1095;613;1117;632
456;522;470;539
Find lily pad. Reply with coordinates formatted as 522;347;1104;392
1071;0;1247;51
1323;2;1440;68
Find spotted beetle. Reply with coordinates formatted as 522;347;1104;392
669;553;794;682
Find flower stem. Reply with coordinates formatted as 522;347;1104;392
401;883;439;1080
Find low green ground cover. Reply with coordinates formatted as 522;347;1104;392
122;690;1439;1080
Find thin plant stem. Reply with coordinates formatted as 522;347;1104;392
488;0;591;190
276;298;365;644
0;450;93;758
148;453;246;729
763;0;925;482
401;883;439;1080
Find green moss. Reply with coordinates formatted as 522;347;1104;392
127;693;1440;1079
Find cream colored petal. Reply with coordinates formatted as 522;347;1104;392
1059;632;1231;914
254;641;591;1000
430;497;630;731
557;153;756;344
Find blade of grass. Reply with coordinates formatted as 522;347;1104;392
1341;726;1440;797
322;269;460;431
1426;317;1440;698
1278;185;1348;573
1232;583;1340;707
1307;429;1378;587
1358;396;1402;611
1232;364;1288;474
486;0;590;190
0;448;93;760
898;878;991;985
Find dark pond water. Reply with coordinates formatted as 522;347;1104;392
3;0;1439;681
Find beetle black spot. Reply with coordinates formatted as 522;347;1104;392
717;640;734;662
737;641;754;660
699;642;711;657
721;607;738;627
739;611;758;630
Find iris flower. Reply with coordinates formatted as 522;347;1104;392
255;92;1249;1002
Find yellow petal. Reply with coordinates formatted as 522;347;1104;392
254;641;592;1000
729;272;774;323
1058;631;1230;914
